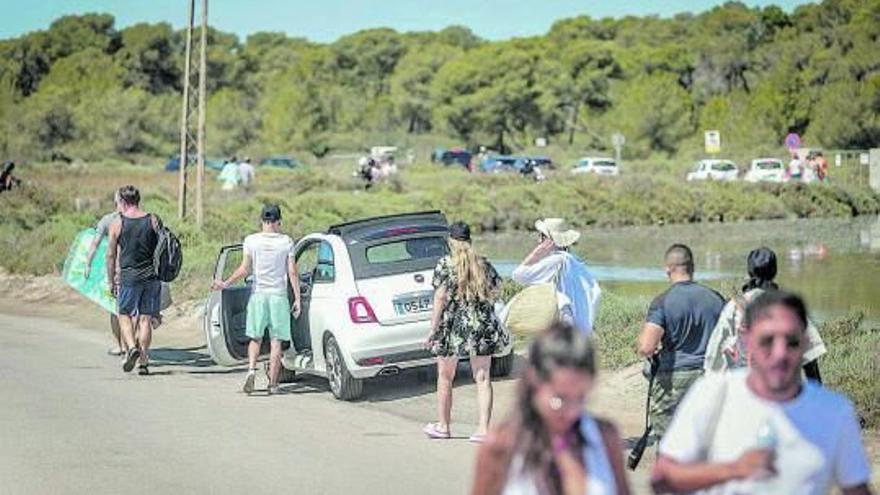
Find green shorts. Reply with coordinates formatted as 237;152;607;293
245;292;291;342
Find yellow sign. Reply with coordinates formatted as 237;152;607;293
705;130;721;154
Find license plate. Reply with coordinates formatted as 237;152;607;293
393;295;433;315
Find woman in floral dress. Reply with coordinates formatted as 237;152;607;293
423;221;508;442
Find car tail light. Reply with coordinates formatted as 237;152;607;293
348;297;378;324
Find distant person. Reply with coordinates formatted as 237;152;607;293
652;291;872;495
219;158;240;191
85;190;125;356
470;321;630;495
636;244;725;440
212;204;301;395
511;218;601;335
0;161;21;193
424;221;507;442
704;247;826;381
816;152;830;182
788;153;803;181
238;157;255;191
106;185;161;376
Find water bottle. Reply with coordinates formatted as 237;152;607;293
756;420;778;449
754;420;778;486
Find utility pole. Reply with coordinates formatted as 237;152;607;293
196;0;208;228
178;0;208;227
177;0;194;220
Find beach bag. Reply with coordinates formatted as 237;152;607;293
503;282;558;336
152;215;183;283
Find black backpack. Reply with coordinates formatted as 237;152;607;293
151;215;183;282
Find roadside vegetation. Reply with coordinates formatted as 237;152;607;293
2;1;880;164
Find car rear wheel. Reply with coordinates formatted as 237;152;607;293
491;350;514;378
324;336;363;401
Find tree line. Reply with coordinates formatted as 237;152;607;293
0;0;878;162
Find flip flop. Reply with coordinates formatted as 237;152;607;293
423;423;451;439
469;433;486;444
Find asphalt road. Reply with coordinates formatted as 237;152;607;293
0;307;503;495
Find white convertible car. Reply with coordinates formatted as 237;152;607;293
204;211;514;400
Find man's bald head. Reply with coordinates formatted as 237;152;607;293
665;244;694;277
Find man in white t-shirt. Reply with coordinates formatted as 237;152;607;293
652;290;872;495
212;204;301;395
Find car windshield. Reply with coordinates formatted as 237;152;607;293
712;162;736;171
365;237;448;265
756;161;782;170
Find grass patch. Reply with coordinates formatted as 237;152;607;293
820;314;880;429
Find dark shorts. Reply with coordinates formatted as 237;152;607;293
118;279;162;317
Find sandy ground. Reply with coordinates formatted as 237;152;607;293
0;273;876;493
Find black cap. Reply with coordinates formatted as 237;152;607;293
448;221;471;242
747;247;777;281
261;204;282;223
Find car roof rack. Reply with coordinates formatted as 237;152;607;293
327;210;447;238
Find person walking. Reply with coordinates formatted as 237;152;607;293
212;204;301;395
470;321;630;495
219;157;241;191
636;244;725;440
423;221;507;442
652;291;872;495
704;247;826;380
105;186;161;375
238;157;255;192
85;190;125;356
511;218;600;335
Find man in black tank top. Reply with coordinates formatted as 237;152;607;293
106;185;160;375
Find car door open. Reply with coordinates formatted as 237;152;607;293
204;244;269;365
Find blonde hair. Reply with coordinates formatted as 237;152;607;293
449;238;491;303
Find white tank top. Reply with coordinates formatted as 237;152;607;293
502;415;617;495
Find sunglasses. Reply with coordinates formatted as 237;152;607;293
756;334;803;351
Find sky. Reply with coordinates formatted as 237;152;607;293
2;0;813;43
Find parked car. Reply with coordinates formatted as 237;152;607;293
259;156;303;169
164;155;224;172
686;159;739;181
525;156;554;170
744;158;787;183
437;148;472;169
571;157;619;176
480;155;521;173
204;211;514;400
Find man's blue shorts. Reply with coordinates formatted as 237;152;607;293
118;279;162;317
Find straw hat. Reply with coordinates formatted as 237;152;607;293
535;218;581;248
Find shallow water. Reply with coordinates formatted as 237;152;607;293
480;216;880;325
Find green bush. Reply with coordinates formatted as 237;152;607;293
819;314;880;429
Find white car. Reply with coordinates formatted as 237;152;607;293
204;211;514;400
686;159;739;181
744;158;787;183
571;157;620;176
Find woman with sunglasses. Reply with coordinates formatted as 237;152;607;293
470;322;630;495
704;247;826;381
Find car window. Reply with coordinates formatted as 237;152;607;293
314;242;335;283
595;160;616;168
297;243;318;278
713;162;736;171
222;249;245;285
366;237;448;264
756;161;782;170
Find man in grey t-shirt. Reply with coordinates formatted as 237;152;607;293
85;192;125;356
636;244;725;439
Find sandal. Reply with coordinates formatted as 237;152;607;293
422;423;451;439
469;433;486;444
